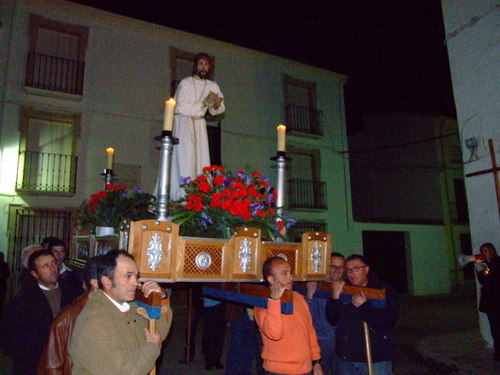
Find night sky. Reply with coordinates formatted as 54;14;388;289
69;0;457;132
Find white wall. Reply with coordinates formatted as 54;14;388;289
441;0;500;346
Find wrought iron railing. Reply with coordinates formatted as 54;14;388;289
8;207;73;296
16;151;78;194
25;51;85;95
287;221;327;243
288;179;327;210
285;104;323;136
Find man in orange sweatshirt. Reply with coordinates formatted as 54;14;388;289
254;257;323;375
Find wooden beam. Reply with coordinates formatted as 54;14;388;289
202;283;294;313
465;138;500;220
294;281;386;300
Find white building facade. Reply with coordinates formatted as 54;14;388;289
0;0;458;297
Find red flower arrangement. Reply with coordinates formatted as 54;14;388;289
78;184;156;229
170;165;296;239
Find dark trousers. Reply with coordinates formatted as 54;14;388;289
183;285;203;359
487;310;500;354
202;302;227;365
225;312;264;375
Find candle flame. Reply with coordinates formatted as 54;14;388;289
106;147;114;154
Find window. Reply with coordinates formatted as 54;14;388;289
452;179;469;224
283;75;322;136
169;48;195;97
287;148;327;210
25;15;88;97
16;107;80;194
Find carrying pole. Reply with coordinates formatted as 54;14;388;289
363;321;374;375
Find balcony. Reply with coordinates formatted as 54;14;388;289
25;52;85;96
287;179;327;210
285;104;323;136
16;151;78;194
287;221;327;242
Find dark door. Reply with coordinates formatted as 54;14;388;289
453;179;469;223
362;230;408;293
207;121;221;166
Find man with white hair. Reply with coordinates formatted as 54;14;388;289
20;244;44;290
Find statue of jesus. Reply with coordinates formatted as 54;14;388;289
170;52;225;201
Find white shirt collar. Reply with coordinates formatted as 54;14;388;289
38;282;58;291
60;263;69;273
104;292;130;312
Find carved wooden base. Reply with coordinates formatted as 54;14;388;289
128;220;332;283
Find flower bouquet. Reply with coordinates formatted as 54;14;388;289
78;184;157;230
170;165;296;240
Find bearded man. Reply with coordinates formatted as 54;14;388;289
170;52;225;201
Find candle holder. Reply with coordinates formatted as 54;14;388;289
154;131;179;221
270;151;291;218
101;169;115;188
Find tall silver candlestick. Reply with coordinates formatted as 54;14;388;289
271;151;290;217
155;130;177;221
101;169;114;188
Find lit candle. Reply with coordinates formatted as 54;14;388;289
277;124;286;152
163;98;176;131
106;147;114;170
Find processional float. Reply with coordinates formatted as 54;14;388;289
72;103;385;375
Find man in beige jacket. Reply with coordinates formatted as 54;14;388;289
70;250;172;375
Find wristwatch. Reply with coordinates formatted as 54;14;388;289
312;359;323;366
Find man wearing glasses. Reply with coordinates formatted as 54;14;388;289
325;254;398;375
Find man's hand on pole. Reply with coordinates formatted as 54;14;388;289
140;280;166;299
313;363;324;375
270;281;286;300
332;280;345;300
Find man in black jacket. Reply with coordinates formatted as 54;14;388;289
326;254;398;375
0;249;81;375
476;242;500;361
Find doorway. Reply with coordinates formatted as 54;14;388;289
362;230;409;293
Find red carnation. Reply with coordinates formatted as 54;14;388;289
277;220;285;231
195;175;208;184
248;187;259;198
213;175;225;186
199;182;212;193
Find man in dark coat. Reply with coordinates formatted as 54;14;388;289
37;255;101;375
476;242;500;361
0;249;80;375
47;238;83;294
326;254;398;375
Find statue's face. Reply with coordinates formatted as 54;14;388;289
196;58;210;79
